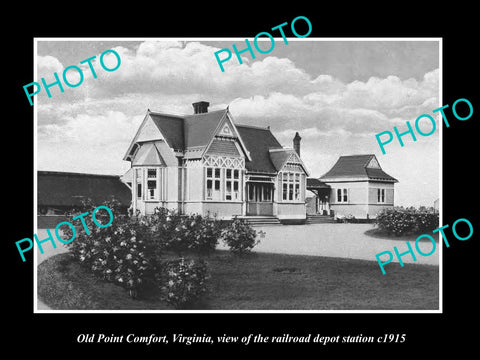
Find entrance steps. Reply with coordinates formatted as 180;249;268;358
306;214;336;224
237;216;282;226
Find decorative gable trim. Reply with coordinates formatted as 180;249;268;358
217;122;235;137
201;109;251;161
203;155;245;169
123;111;178;162
269;148;310;176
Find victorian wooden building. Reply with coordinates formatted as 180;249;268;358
121;101;309;223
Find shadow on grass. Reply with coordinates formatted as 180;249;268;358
37;253;173;310
38;250;439;311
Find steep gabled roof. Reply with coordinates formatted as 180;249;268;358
320;154;398;182
236;125;283;174
149;112;184;150
184;109;227;148
125;107;307;175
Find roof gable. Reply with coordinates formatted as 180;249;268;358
269;149;309;175
320;154;397;182
123;111;183;161
136;115;164;143
132;142;166;166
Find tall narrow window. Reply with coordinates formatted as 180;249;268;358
147;168;157;200
294;173;300;200
214;168;221;200
233;181;239;200
282;173;288;200
225;169;232;200
233;170;240;200
337;188;348;203
136;168;142;199
206;167;222;200
206;168;213;200
377;188;385;203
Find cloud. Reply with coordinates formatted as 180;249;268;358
37;55;64;74
36;40;440;207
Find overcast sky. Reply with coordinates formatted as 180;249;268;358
36;39;440;207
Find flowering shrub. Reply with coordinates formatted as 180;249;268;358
160;257;209;309
221;217;259;255
376;207;439;236
148;208;223;254
63;199;158;297
62;201;259;305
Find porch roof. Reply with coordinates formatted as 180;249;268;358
306;178;331;190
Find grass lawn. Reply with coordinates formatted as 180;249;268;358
38;251;439;311
364;227;440;243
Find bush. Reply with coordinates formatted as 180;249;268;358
160;257;209;309
148;208;223;254
63;198;158;297
62;202;221;304
221;217;259;255
61;201;260;306
376;207;439;236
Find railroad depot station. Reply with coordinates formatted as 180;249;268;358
38;101;398;225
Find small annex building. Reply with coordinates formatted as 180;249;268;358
308;154;398;219
121;101;310;222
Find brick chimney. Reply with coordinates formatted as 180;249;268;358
293;132;301;157
192;101;210;114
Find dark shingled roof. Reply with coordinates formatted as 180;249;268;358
128;107;307;175
236;125;283;174
145;109;228;151
320;154;397;182
149;113;184;150
38;171;131;208
184;109;227;148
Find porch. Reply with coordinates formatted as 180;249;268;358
306;178;332;216
245;175;275;216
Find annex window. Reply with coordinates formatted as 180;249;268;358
377;188;385;203
337;188;348;203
